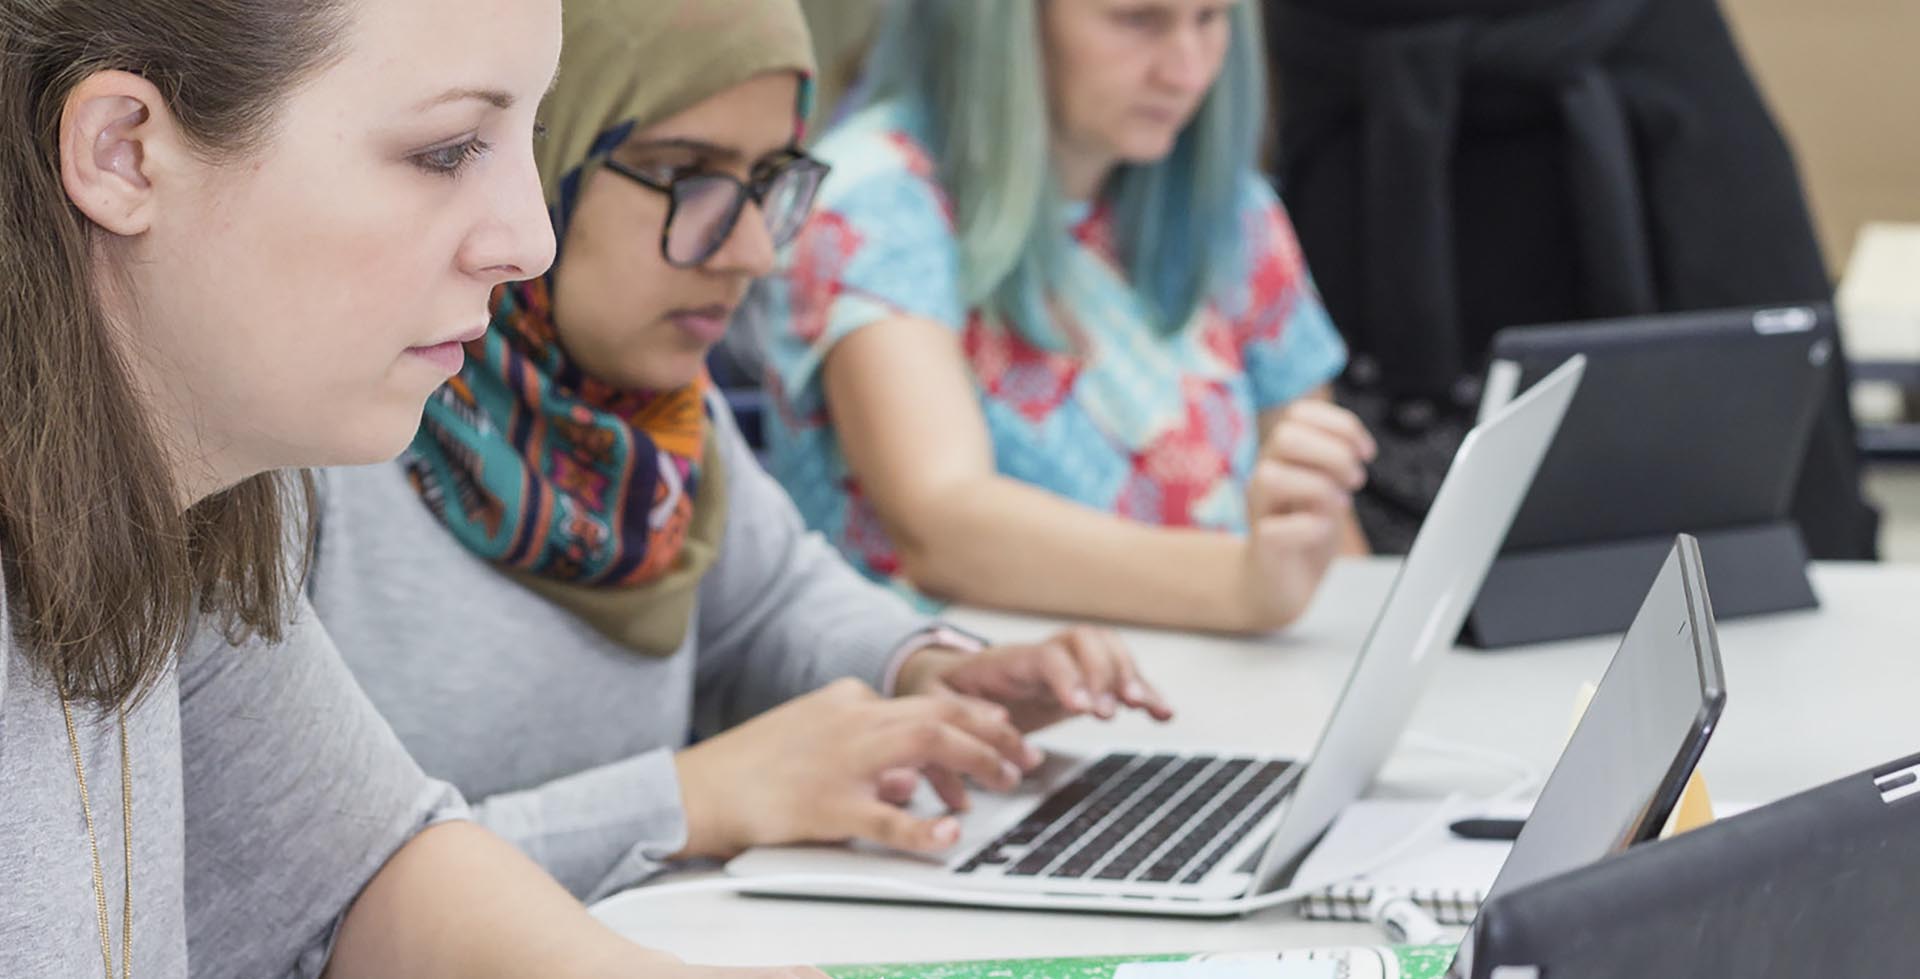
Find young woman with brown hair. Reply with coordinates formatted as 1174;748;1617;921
0;0;816;975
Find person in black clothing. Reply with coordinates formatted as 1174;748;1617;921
1264;0;1880;559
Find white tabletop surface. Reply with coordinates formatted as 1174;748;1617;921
594;559;1920;967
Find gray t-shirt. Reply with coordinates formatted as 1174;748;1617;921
311;401;932;902
0;553;463;978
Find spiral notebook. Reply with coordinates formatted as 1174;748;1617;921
1293;799;1514;925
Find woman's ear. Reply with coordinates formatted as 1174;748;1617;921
59;70;181;236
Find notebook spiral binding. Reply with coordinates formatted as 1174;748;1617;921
1303;882;1484;925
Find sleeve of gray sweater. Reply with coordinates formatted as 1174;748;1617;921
179;596;468;979
688;401;935;739
464;749;690;904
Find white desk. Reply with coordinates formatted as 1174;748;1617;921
595;559;1920;967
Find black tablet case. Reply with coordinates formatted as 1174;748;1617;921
1466;306;1829;648
1468;752;1920;978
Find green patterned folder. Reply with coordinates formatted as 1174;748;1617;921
824;943;1458;979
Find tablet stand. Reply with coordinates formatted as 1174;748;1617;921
1463;522;1817;648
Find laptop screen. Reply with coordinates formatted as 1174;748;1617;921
1449;537;1726;977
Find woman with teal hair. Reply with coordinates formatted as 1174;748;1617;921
760;0;1377;633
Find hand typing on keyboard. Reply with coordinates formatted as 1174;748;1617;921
670;678;1043;858
894;626;1175;732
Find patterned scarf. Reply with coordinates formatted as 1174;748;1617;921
405;0;817;655
410;278;712;584
407;279;725;653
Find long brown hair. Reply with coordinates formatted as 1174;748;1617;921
0;0;351;707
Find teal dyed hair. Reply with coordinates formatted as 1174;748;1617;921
861;0;1268;347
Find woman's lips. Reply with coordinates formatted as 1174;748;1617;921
668;305;733;346
406;340;466;375
406;322;488;376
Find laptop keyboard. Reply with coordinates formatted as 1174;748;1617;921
953;752;1296;885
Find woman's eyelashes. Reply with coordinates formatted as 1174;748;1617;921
621;143;777;185
410;135;494;178
620;150;704;185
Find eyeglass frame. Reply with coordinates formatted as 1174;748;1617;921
600;147;831;269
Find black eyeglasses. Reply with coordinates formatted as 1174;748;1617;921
602;149;830;269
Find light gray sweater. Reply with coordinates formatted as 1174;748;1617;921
0;551;462;978
310;402;932;901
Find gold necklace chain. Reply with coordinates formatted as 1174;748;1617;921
60;694;133;979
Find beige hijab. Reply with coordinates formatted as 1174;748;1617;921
538;0;817;213
514;0;815;655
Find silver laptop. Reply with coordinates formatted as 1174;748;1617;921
1448;534;1726;977
1182;537;1723;978
726;356;1586;915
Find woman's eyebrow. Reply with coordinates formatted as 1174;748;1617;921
621;137;742;164
415;87;516;111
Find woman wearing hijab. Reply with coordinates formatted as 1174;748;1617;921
310;0;1172;903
